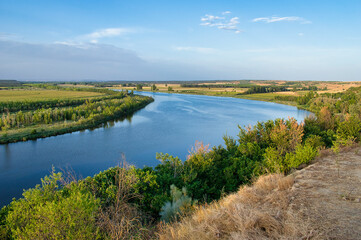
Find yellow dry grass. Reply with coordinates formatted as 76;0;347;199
315;82;361;94
275;91;300;96
0;89;104;101
158;174;317;240
58;84;95;88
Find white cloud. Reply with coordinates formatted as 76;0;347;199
55;28;134;45
83;28;133;43
201;15;225;22
200;13;242;34
252;16;311;24
86;28;131;39
174;46;217;54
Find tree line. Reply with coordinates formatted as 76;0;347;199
0;86;153;143
0;93;128;113
0;97;144;130
180;83;255;88
0;85;128;113
242;85;288;94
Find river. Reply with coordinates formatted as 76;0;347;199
0;92;311;205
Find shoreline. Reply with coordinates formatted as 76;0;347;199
124;88;315;113
0;95;153;145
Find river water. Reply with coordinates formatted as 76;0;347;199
0;92;311;205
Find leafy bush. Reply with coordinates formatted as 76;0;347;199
304;134;325;149
5;171;101;240
336;115;361;142
160;185;196;222
285;144;318;169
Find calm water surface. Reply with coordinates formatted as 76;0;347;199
0;92;311;205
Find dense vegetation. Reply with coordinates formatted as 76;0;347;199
1;85;361;239
180;83;255;89
242;85;288;94
0;80;22;88
0;86;153;144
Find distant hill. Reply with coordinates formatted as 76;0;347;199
0;80;22;87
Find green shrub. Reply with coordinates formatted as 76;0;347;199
304;134;325;149
263;147;285;173
336;115;361;142
5;171;101;240
160;185;196;222
285;144;318;170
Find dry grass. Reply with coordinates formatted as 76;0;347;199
316;82;361;94
158;174;318;240
0;89;104;101
97;162;153;240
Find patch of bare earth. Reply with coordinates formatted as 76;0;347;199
158;147;361;240
290;146;361;239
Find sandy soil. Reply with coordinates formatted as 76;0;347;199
290;147;361;239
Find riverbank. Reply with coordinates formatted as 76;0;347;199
112;87;316;113
0;95;153;144
110;80;361;113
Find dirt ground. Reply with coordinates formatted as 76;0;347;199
290;146;361;239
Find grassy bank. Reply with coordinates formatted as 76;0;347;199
0;96;153;144
0;86;153;144
0;89;105;102
112;80;361;109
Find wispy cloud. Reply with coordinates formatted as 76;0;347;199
252;16;311;24
54;41;94;49
84;28;133;43
174;46;217;54
0;39;227;81
0;32;20;41
86;28;131;39
54;28;134;46
201;12;242;34
222;11;231;15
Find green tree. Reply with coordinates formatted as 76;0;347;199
136;84;143;90
151;84;157;91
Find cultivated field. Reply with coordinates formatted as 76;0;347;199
0;86;153;144
112;80;361;107
0;89;105;102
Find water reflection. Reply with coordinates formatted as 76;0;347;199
2;144;11;170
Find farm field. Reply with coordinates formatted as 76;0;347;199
0;89;105;102
112;80;361;107
0;85;153;144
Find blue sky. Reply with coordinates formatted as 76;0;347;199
0;0;360;81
